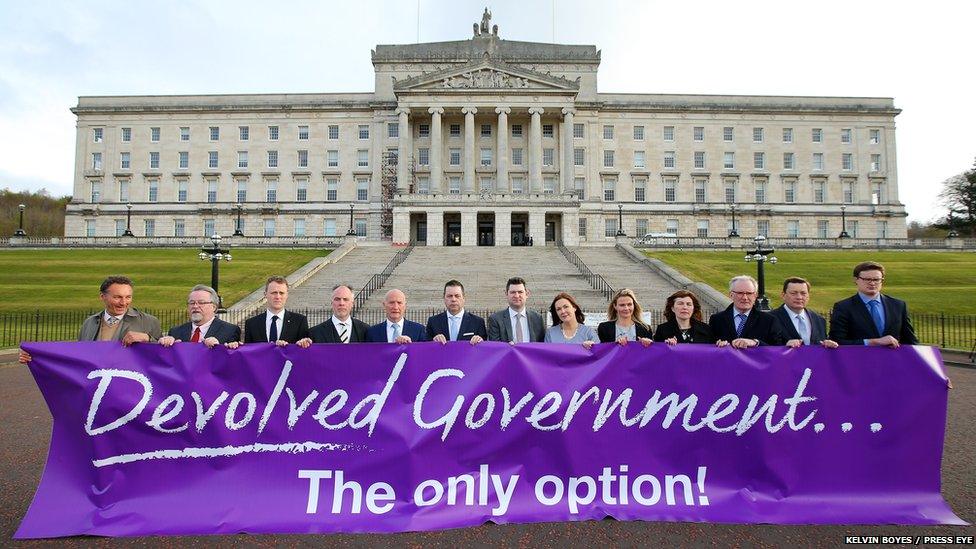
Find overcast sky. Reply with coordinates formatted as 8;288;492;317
0;0;972;223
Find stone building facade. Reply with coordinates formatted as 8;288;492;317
65;12;906;244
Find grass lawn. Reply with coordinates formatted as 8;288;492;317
0;248;327;313
644;250;976;316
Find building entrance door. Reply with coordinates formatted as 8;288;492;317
545;221;556;244
478;222;495;246
416;221;427;244
511;222;527;246
446;221;462;246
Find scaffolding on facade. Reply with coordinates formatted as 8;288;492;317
380;151;413;239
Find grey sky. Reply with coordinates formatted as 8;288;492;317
0;0;972;223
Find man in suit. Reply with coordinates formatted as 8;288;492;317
159;285;241;348
235;276;309;347
709;275;786;348
829;261;919;347
771;277;838;349
367;289;427;343
299;284;370;345
426;280;487;345
487;277;545;343
19;275;162;364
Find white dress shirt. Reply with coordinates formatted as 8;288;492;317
447;310;465;341
191;317;216;340
265;310;285;341
787;307;812;345
332;315;351;343
508;307;530;343
386;319;405;342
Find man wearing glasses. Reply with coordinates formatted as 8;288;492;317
159;285;241;348
709;275;785;348
829;261;918;347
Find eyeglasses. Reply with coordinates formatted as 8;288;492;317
731;291;756;297
857;277;884;283
187;300;214;306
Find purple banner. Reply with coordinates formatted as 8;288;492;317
16;341;964;537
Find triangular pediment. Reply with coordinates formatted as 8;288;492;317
393;58;579;93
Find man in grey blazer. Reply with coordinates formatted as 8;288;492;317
159;285;241;348
487;277;545;343
771;277;838;349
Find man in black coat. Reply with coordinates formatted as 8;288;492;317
159;285;241;348
237;276;309;347
709;275;786;348
299;284;370;345
426;280;487;345
771;277;838;349
829;261;918;347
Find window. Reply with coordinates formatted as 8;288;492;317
355;219;367;237
90;181;101;202
695;179;707;203
574;148;585;166
480;148;493;166
481;124;492;137
209;126;219;141
418;124;430;138
267;150;278;168
849;220;859;238
636;218;648;237
634;177;646;202
841;128;852;144
327;150;338;167
574;177;585;199
724;179;736;203
203;219;217;237
817;220;829;239
813;180;825;203
298;150;309;168
328;125;339;139
418;148;430;166
357;178;369;201
147;179;158;202
93;128;103;142
512;148;523;166
787;220;800;238
542;124;553;138
118;179;129;202
603;178;616;201
812;128;823;143
511;124;522;137
239;126;249;141
697;220;709;238
326;178;338;201
237;151;248;169
207;178;218;203
871;154;881;172
757;220;769;238
693;126;704;141
666;219;678;235
179;151;189;169
296;178;308;202
783;152;794;170
664;178;676;202
121;127;132;142
299;125;309;140
386;148;397;166
753;127;764;143
605;218;618;237
208;151;218;169
234;179;245;203
294;218;306;237
784;180;796;203
542;177;555;194
723;127;733;142
662;126;674;141
573;123;584;138
449;177;461;194
634;150;646;169
869;129;881;144
753;152;764;170
842;153;853;171
120;152;131;170
92;152;102;171
450;124;461;137
634;125;645;141
812;152;824;171
782;127;793;143
388;122;399;138
149;152;160;169
266;179;277;203
877;220;888;239
263;219;275;237
663;151;675;169
85;219;96;237
269;125;279;140
174;219;185;237
723;152;735;170
755;180;767;203
418;176;430;194
179;180;189;202
603;125;614;140
603;150;615;168
543;148;554;166
694;151;705;169
843;180;855;203
357;149;368;168
578;217;587;238
450;148;461;166
180;127;190;141
324;218;337;237
115;219;126;237
357;125;369;140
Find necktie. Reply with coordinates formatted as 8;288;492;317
449;316;459;341
868;300;885;336
191;327;201;343
391;322;400;342
796;314;810;345
106;316;120;326
269;315;279;342
338;322;349;343
515;313;525;343
735;313;746;337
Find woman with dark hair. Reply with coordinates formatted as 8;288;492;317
597;288;653;346
653;290;720;345
544;292;598;348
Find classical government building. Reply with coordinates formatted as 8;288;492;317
65;11;907;245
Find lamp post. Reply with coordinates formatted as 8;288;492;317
122;203;135;237
839;205;851;238
346;204;357;236
616;203;625;236
233;203;245;236
728;204;739;237
743;235;777;311
13;204;26;237
199;234;232;313
947;212;959;238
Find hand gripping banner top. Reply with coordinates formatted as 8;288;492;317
16;341;965;537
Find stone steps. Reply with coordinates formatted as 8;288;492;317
571;246;684;312
286;246;401;309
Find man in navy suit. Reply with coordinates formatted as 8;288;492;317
426;280;487;345
771;277;838;349
159;284;241;348
368;289;427;344
709;275;786;348
829;261;918;347
232;276;309;348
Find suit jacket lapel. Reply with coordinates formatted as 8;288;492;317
852;296;880;338
881;295;897;337
777;309;801;340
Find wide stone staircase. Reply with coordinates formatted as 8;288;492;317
286;246;401;309
570;246;680;313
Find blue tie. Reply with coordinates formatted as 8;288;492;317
735;313;746;337
391;323;400;342
449;316;459;341
868;300;885;336
269;315;279;342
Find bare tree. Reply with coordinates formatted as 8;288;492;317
938;157;976;236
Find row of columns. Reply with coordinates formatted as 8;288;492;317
395;106;577;195
394;209;580;247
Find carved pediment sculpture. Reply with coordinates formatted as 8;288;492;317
441;69;529;89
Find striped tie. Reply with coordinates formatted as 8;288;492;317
735;313;746;337
338;322;349;343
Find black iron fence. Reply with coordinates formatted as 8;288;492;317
352;245;413;310
559;245;616;301
6;308;975;351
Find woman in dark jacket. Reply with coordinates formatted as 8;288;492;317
598;288;653;346
653;290;721;345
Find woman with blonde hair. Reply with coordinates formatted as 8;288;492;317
597;288;653;346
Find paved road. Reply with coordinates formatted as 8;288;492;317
1;355;972;547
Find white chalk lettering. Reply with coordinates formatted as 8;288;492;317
224;392;257;430
413;368;465;440
258;360;292;435
146;394;188;433
85;369;153;436
348;353;407;436
191;391;229;432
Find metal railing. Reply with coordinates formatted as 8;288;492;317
352;245;414;309
559;245;616;301
631;236;976;250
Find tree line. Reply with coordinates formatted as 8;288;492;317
0;189;70;237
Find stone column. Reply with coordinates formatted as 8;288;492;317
461;210;477;246
426;210;444;247
561;107;575;193
528;210;546;246
528;107;544;193
495;208;512;247
495;106;511;193
392;210;410;244
462;107;477;193
396;108;411;193
428;107;444;193
561;210;579;246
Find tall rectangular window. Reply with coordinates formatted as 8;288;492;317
787;220;800;238
813;180;825;203
207;178;218;203
480;148;493;167
574;177;585;199
299;125;309;140
234;179;245;203
511;124;522;137
149;152;160;170
357;178;369;201
753;152;764;170
542;148;554;166
355;219;366;237
603;125;614;140
694;151;705;169
871;154;881;171
294;218;306;237
696;220;708;238
481;124;492;138
147;179;158;202
239;126;249;141
326;178;338;201
418;148;430;166
753;127;764;143
634;125;645;141
120;152;131;170
542;124;553;138
418;124;430;138
208;151;218;169
542;177;555;194
179;151;189;169
118;179;129;202
150;127;160;142
842;153;853;171
605;218;618;237
328;125;339;139
783;152;794;170
144;219;155;237
723;152;735;170
869;129;881;144
757;220;769;238
818;220;829;239
812;152;824;171
388;122;399;138
603;150;615;168
723;127;733;142
844;180;855;204
693;126;704;141
574;148;585;166
180;127;190;141
634;150;645;169
267;150;278;168
174;219;185;237
603;179;616;201
418;176;430;194
268;125;279;140
209;126;219;141
266;179;277;203
92;152;102;171
784;180;796;203
662;126;674;141
93;127;103;142
724;179;736;203
755;180;767;204
296;178;308;202
573;123;584;138
298;150;309;168
237;151;248;169
179;180;189;203
636;218;648;237
512;148;523;166
877;220;888;239
115;219;126;237
695;179;707;203
634;177;646;202
666;219;679;235
578;217;587;238
664;178;676;202
812;128;823;143
849;220;859;238
663;151;675;169
121;127;132;142
782;127;793;143
357;124;368;140
357;149;368;167
450;177;461;194
264;219;275;237
324;218;337;237
841;128;852;144
327;150;338;168
90;181;101;202
450;148;461;166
